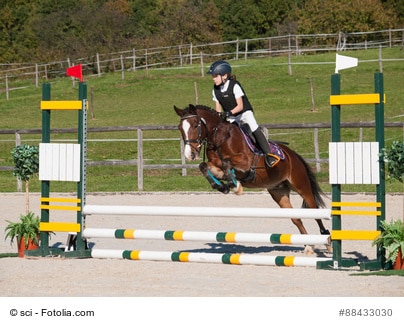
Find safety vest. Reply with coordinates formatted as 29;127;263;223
213;79;253;115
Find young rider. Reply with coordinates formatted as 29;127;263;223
207;60;280;168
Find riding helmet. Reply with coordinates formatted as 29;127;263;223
207;60;231;76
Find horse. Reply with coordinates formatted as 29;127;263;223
174;104;331;253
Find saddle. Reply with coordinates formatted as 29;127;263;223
238;124;285;160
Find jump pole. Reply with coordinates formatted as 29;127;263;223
82;205;331;220
83;228;331;245
91;249;330;267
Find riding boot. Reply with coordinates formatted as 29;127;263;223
253;129;280;168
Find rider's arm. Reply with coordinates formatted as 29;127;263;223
230;96;244;115
215;101;222;113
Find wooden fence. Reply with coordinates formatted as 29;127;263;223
1;29;404;99
1;122;403;191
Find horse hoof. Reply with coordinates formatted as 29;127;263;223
304;245;315;255
231;181;243;195
218;185;230;194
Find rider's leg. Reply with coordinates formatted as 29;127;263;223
238;111;280;168
252;128;280;168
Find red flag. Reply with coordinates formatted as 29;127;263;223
66;64;83;82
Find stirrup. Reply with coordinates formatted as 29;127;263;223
264;153;280;168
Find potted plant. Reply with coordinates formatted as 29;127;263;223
4;212;40;257
376;140;404;269
372;219;404;270
4;144;40;257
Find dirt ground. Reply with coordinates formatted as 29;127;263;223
1;191;403;298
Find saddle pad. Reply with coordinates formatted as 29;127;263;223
239;125;285;160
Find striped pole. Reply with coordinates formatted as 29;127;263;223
83;228;330;245
91;249;330;267
83;205;331;220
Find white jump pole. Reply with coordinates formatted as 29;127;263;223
82;228;330;245
91;249;330;267
83;205;331;220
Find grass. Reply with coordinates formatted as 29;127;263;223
1;48;403;193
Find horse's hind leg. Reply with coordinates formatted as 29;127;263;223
268;188;309;234
269;187;321;255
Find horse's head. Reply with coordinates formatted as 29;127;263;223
174;104;208;161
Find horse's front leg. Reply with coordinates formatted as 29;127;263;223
222;161;243;195
199;162;230;194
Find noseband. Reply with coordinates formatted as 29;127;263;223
180;114;207;151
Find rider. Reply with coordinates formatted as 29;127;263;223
207;60;280;168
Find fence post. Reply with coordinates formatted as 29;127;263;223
5;74;9;100
35;64;39;88
179;46;183;66
181;139;187;177
132;48;136;71
378;45;383;73
200;52;204;77
313;128;320;172
389;29;392;48
310;77;315;111
288;51;292;76
145;49;149;78
120;55;124;80
15;132;22;192
96;53;101;77
137;128;143;191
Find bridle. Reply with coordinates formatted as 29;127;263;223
180;114;207;153
180;111;231;164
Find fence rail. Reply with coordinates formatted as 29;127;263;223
1;122;403;191
1;29;404;99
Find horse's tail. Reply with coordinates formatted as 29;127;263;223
294;151;326;209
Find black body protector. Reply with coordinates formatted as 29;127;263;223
213;80;253;115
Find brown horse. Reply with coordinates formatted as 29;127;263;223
174;104;330;251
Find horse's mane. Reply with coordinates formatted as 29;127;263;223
187;104;217;115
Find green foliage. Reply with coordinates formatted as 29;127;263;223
0;0;402;62
373;219;404;264
11;144;39;182
381;141;404;183
296;0;399;35
4;212;40;247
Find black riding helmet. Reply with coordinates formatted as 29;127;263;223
207;60;231;76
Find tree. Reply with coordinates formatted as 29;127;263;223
12;145;39;214
0;0;37;62
150;0;222;46
295;0;399;35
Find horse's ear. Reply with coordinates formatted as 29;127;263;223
188;104;196;113
174;105;183;117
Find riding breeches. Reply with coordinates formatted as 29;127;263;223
228;110;259;132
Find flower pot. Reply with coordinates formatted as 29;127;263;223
393;250;404;270
17;236;39;258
